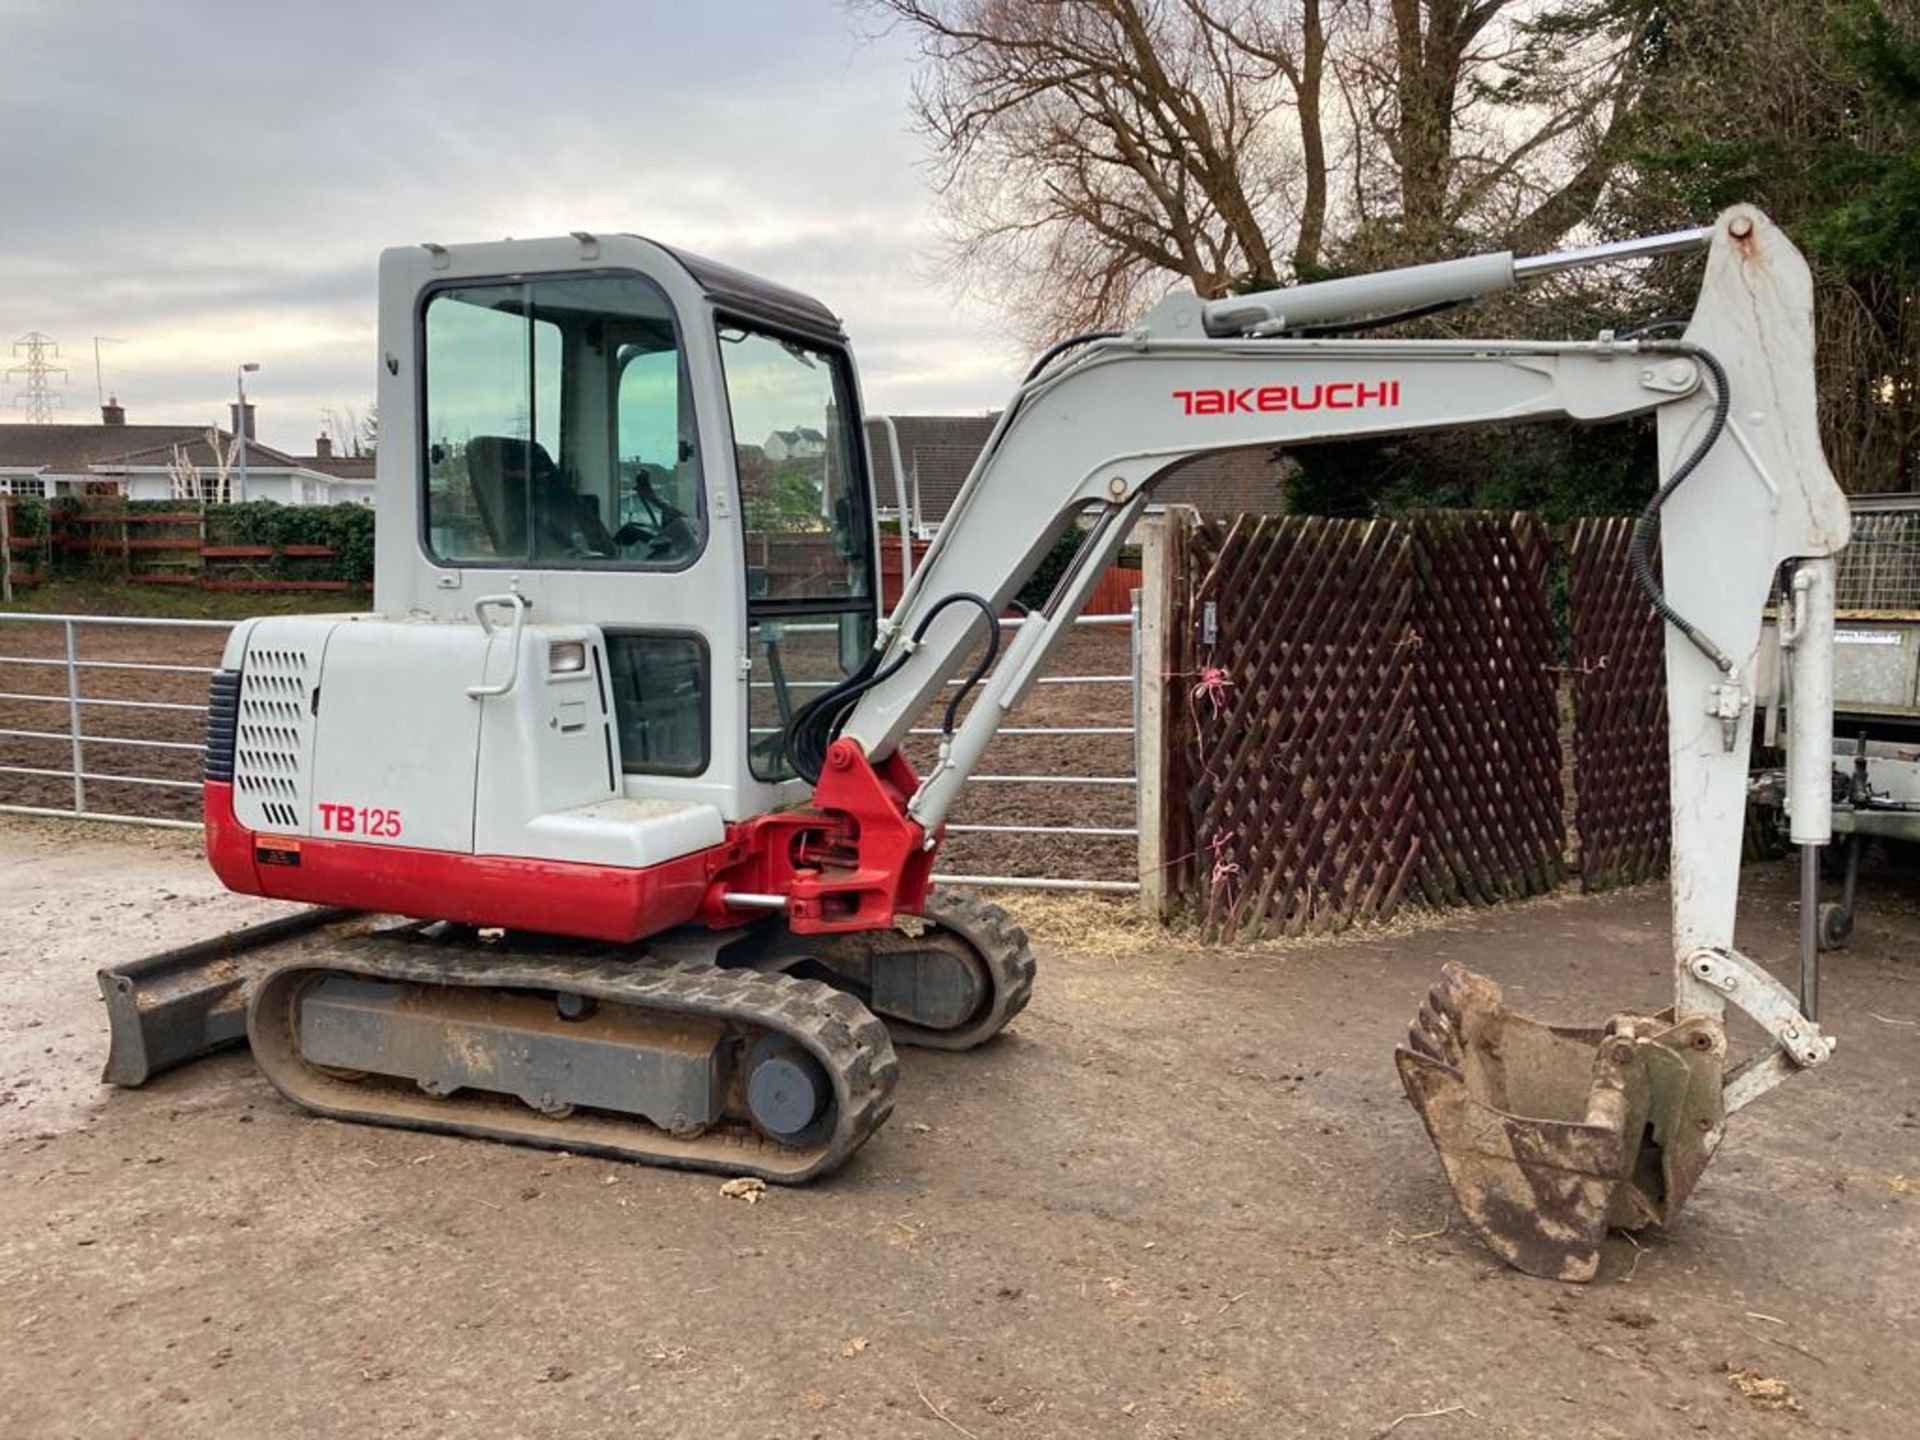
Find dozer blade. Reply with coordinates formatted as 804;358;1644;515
1395;964;1725;1282
98;908;368;1085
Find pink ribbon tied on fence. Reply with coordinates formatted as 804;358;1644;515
1190;664;1233;721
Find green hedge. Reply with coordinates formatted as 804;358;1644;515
48;498;376;585
3;497;50;537
206;502;376;582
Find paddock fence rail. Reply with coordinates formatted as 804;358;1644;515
0;609;1144;896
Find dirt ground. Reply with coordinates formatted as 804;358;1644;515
0;621;1138;879
0;817;1914;1439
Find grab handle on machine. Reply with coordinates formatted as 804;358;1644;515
467;593;528;699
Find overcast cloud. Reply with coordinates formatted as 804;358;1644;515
0;0;1020;454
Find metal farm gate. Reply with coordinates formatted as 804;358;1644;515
0;610;1143;895
2;514;1680;919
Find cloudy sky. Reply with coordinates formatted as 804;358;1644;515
0;0;1022;455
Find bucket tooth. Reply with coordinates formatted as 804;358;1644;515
1395;963;1725;1282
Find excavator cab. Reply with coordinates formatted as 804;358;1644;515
194;236;887;941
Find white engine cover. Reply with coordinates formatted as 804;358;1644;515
309;618;491;852
229;614;726;871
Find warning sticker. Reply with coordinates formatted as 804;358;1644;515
255;838;302;867
1836;629;1904;647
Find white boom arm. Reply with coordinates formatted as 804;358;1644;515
846;207;1848;1098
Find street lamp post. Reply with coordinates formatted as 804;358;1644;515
235;362;260;503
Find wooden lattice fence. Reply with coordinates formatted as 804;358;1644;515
1567;517;1670;889
1412;513;1566;906
1164;512;1563;939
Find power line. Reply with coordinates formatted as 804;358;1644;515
6;332;69;423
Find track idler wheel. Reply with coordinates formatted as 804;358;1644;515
803;892;1037;1051
1394;964;1725;1282
744;1035;833;1145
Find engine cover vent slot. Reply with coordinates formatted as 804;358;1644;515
232;636;323;834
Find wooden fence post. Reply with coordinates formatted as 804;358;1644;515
0;497;12;604
1135;512;1175;917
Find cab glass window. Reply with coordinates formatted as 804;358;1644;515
423;275;704;568
717;325;872;605
716;321;877;780
605;632;707;776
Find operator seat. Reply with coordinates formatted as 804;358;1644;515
465;436;617;559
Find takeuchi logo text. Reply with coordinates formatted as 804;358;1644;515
1172;381;1402;415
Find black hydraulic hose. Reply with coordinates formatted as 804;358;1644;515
1620;317;1689;340
908;593;1001;736
1287;296;1470;338
781;648;893;786
779;593;1004;785
1627;339;1737;674
1023;331;1122;383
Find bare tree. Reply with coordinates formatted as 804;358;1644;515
166;443;202;503
866;0;1650;344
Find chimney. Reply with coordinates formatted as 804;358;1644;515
229;401;256;441
314;433;333;460
101;394;126;426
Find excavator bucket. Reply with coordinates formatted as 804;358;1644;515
1395;964;1726;1281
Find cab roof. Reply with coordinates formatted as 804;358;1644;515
654;241;845;341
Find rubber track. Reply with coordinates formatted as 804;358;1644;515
247;937;898;1183
886;891;1037;1051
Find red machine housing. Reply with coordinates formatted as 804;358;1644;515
204;741;936;944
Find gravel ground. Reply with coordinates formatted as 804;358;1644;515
1;817;1915;1439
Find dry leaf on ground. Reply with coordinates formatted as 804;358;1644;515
1725;1365;1802;1412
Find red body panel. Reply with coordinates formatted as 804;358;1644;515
699;742;937;934
205;782;712;943
205;739;938;943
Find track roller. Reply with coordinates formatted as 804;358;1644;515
247;936;898;1182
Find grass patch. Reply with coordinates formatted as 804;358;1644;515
1;580;371;620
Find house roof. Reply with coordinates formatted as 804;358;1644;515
863;414;1291;523
1151;447;1291;515
0;422;298;472
864;414;1000;523
301;453;377;481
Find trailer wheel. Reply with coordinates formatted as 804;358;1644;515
1817;900;1852;952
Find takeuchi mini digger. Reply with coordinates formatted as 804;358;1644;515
101;207;1848;1280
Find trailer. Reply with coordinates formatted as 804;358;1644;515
1756;491;1920;948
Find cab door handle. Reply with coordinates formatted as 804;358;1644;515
467;593;528;699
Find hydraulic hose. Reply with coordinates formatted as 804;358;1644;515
780;593;1003;786
1627;339;1737;675
1022;331;1122;384
917;593;1002;737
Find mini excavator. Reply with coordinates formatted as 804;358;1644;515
102;207;1847;1277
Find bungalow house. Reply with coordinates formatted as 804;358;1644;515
294;433;377;506
0;401;369;505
